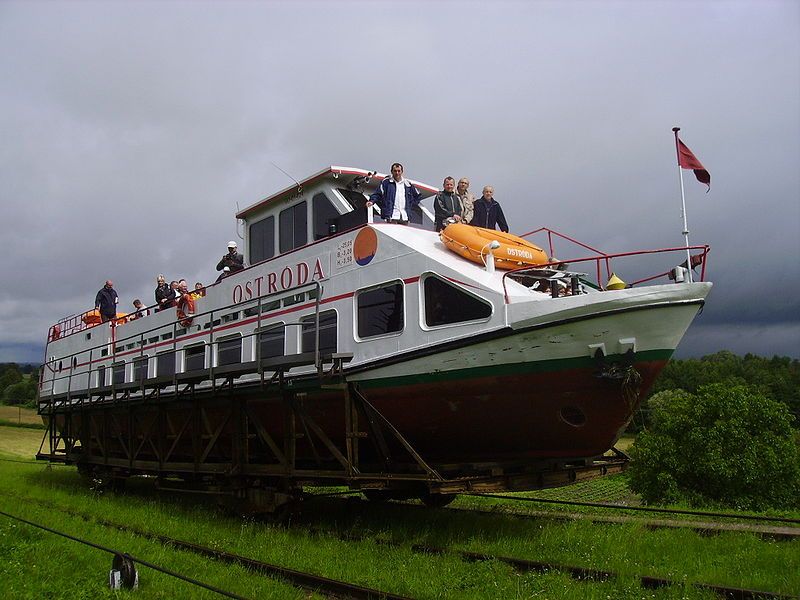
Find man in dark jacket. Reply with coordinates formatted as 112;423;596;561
216;241;245;274
433;176;462;231
470;186;509;232
94;280;118;323
366;162;422;224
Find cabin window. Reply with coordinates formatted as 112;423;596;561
217;335;242;366
133;357;149;382
257;324;285;360
313;192;340;239
112;362;125;385
423;275;492;327
337;187;368;211
301;311;337;355
94;366;106;388
249;215;275;264
279;201;307;253
156;351;176;377
357;281;404;339
184;345;205;372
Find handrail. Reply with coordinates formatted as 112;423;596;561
41;280;324;398
501;244;711;304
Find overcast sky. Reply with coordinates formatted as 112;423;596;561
0;0;798;363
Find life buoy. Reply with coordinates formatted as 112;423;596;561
49;324;61;342
176;294;195;327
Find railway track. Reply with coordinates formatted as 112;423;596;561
313;492;800;542
3;491;796;600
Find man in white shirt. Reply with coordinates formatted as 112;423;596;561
366;162;422;224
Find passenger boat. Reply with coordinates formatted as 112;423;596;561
37;166;712;511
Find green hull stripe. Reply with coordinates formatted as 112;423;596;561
357;348;674;390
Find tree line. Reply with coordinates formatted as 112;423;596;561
629;350;799;432
0;363;40;408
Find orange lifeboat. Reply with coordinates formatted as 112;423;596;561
81;309;129;326
439;223;549;270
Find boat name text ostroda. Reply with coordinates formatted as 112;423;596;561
232;256;327;304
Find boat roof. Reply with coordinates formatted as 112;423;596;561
235;165;440;220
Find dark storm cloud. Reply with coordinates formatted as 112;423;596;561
0;0;798;359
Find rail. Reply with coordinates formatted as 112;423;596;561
501;240;710;304
39;280;325;401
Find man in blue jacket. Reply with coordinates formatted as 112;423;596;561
470;185;509;232
366;162;422;224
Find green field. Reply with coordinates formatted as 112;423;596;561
0;404;43;427
0;426;797;599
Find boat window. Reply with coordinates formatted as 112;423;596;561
112;362;125;385
94;366;106;388
156;351;176;378
133;356;148;382
357;281;404;339
217;335;242;366
301;311;337;355
313;192;340;240
249;215;275;264
337;188;367;211
184;344;205;372
257;324;285;360
423;275;492;327
279;201;308;253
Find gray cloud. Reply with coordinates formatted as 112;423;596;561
0;0;798;360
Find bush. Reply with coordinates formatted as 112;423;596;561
628;383;800;510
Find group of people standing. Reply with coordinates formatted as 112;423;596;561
93;240;244;324
367;163;509;233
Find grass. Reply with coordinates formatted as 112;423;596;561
0;425;43;458
0;404;43;426
0;455;797;599
1;427;797;598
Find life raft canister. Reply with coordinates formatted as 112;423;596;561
176;293;195;327
439;223;549;270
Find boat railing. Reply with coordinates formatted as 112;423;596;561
40;280;325;399
501;240;711;303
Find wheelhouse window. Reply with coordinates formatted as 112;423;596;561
357;281;404;339
301;311;337;355
313;192;340;240
217;335;242;366
257;324;285;360
184;344;205;372
423;275;492;327
112;362;125;385
249;215;275;264
279;201;307;253
133;356;148;382
156;351;176;378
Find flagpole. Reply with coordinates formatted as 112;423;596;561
672;126;694;283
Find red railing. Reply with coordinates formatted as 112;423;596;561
504;227;710;303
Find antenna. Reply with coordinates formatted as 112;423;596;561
271;162;303;194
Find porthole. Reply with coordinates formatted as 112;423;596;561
560;406;587;428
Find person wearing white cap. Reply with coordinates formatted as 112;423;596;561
216;240;245;276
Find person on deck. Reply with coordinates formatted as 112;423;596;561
470;186;509;232
94;280;118;323
433;176;462;232
131;298;149;319
366;162;422;225
456;177;475;225
154;274;171;312
216;241;245;274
